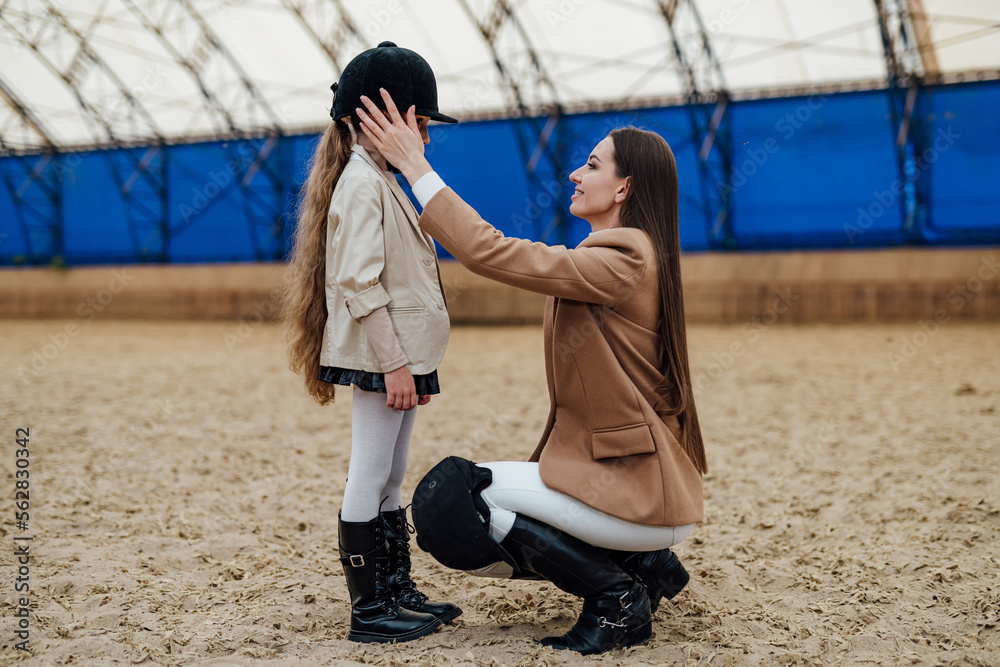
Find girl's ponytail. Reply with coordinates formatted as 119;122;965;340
281;120;353;405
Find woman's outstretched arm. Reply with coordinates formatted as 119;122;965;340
356;89;649;307
418;187;647;307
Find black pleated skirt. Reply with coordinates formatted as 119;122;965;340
317;366;441;395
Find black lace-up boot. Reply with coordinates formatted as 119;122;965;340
338;514;442;643
498;514;652;655
381;508;462;623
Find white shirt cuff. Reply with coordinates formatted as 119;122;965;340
412;171;447;208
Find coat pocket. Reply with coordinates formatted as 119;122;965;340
387;306;429;365
591;423;656;460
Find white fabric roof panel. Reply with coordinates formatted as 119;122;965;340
1;0;998;151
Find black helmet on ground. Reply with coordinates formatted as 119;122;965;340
330;41;457;124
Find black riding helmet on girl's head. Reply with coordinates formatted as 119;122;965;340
330;41;457;124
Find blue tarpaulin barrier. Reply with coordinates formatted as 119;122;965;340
1;81;998;266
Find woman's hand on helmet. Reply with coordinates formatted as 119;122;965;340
357;88;432;185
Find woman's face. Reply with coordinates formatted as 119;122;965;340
568;137;629;231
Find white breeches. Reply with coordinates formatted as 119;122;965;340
469;461;694;578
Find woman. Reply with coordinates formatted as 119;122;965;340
357;90;707;655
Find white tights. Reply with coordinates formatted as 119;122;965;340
340;385;415;522
469;461;694;578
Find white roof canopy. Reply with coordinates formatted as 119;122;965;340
1;0;998;151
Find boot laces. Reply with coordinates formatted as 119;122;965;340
371;529;398;614
384;506;431;604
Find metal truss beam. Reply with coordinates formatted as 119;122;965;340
173;0;284;133
0;75;56;152
456;0;570;244
875;0;932;243
0;143;63;264
657;0;735;250
0;74;63;264
11;3;163;144
281;0;365;74
905;0;940;80
0;3;169;261
122;0;288;261
0;3;168;261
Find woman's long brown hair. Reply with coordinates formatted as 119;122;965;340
610;127;707;473
281;120;353;405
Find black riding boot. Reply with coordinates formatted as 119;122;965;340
381;508;463;624
609;548;689;613
499;514;652;655
338;514;442;643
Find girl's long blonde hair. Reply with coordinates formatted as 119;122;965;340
281;120;353;405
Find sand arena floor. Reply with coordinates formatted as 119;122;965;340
1;319;998;666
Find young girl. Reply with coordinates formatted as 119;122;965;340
281;42;460;644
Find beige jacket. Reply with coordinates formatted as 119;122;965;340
320;145;449;374
420;188;703;527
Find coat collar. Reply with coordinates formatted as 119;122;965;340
577;226;650;250
350;144;433;252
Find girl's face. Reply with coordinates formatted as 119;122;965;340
353;113;431;170
568;137;630;231
414;115;430;145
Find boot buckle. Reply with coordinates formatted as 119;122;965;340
618;588;639;610
599;616;626;628
349;554;365;567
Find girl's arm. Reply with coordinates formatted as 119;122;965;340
360;308;424;410
360;307;408;372
330;169;420;410
329;172;392;320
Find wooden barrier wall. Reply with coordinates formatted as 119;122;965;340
1;247;997;323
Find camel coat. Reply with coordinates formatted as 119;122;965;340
320;145;450;375
420;188;704;527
